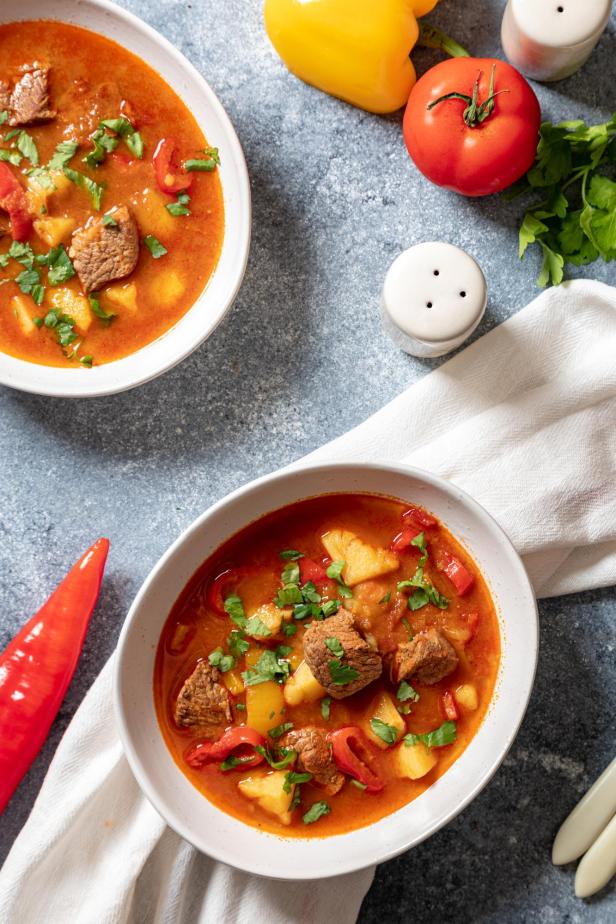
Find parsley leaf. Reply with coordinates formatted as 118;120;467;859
0;148;22;165
268;721;293;739
279;550;304;560
321;696;331;720
224;594;247;629
102;213;118;227
63;166;105;209
324;637;344;658
328;659;359;686
255;745;297;770
16;131;38;166
303;801;330;825
208;647;235;672
284;770;312;793
397;680;419;703
243;616;272;638
166;191;191;217
0;111;8;125
99;117;144;160
220;755;256;771
379;592;391;605
404;721;457;749
48;140;79;170
144;234;167;259
281;561;300;585
89;294;115;325
43;246;76;285
281;622;298;637
241;649;291;686
227;629;249;659
326;560;353;598
370;718;398;746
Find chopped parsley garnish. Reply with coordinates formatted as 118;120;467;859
370;718;398;746
63;166;105;209
227;629;249;659
321;600;340;618
235;702;245;711
397;536;448;612
208;647;235;673
350;779;367;791
281;561;301;585
0;149;22;166
99;117;144;159
397;680;419;703
38;245;75;286
324;637;344;658
220;755;255;771
16;131;38;166
0;111;8;125
102;213;118;227
243;615;272;638
281;622;298;637
48;140;79;171
16;267;44;304
25;167;55;189
328;659;359;686
321;696;331;720
33;316;43;329
404;721;457;749
44;310;77;346
166;191;191;216
284;770;312;793
241;649;291;686
80;354;93;368
268;721;293;739
83;128;118;168
143;234;167;258
275;584;304;608
276;644;293;658
379;592;391;605
279;550;304;561
185;148;220;172
4;128;20;141
302;581;321;604
255;745;297;770
224;594;247;629
401;617;414;639
302;801;331;825
326;560;353;598
89;294;115;325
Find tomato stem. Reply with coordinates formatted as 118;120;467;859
418;22;470;59
427;65;508;127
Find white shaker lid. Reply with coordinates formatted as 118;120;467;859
382;242;487;345
509;0;612;48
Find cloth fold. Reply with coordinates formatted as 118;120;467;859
2;279;616;924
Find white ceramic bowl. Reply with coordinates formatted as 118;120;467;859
0;0;251;397
115;461;538;879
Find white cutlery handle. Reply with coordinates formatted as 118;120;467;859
575;812;616;898
552;756;616;865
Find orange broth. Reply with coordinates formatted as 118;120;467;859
154;494;501;838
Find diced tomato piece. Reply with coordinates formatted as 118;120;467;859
391;526;421;553
402;505;437;529
441;690;459;721
153;138;193;195
299;557;328;584
0;163;32;242
436;551;475;596
184;726;265;770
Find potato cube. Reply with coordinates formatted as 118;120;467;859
11;295;37;335
49;288;92;332
393;740;437;780
131;187;176;237
247;603;284;637
321;529;399;586
283;660;326;707
156;270;185;307
455;683;478;712
238;770;294;825
26;171;71;216
364;692;406;750
33;216;76;247
104;282;138;314
223;668;244;696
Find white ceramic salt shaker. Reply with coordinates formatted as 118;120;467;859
501;0;612;82
380;242;487;359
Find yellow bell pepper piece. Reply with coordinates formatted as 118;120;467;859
264;0;440;114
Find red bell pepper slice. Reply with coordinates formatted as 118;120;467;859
437;550;475;596
441;690;460;721
391;526;421;553
184;726;266;770
328;726;385;793
0;162;32;242
402;505;437;529
299;557;329;585
0;538;109;814
153;138;193;195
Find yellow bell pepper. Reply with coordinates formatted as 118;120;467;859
264;0;440;114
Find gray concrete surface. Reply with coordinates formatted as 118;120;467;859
1;1;615;920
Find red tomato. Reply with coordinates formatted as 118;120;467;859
403;58;540;197
152;138;193;195
0;162;32;241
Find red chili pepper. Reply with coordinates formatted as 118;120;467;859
299;557;329;584
437;550;475;596
391;526;421;553
0;162;32;242
0;538;109;814
441;690;460;721
402;505;437;529
328;726;385;793
153;138;193;195
184;725;266;770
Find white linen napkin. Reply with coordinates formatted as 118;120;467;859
2;279;616;924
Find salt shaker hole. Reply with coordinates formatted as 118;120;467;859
426;301;433;309
433;269;440;276
460;291;467;298
557;5;564;11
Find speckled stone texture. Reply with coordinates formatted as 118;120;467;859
0;0;615;920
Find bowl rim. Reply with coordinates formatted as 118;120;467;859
0;0;251;398
114;460;539;879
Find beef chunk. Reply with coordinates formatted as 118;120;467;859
8;64;56;126
391;628;458;686
69;206;139;293
0;81;10;112
283;726;344;795
303;612;382;699
174;661;232;736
